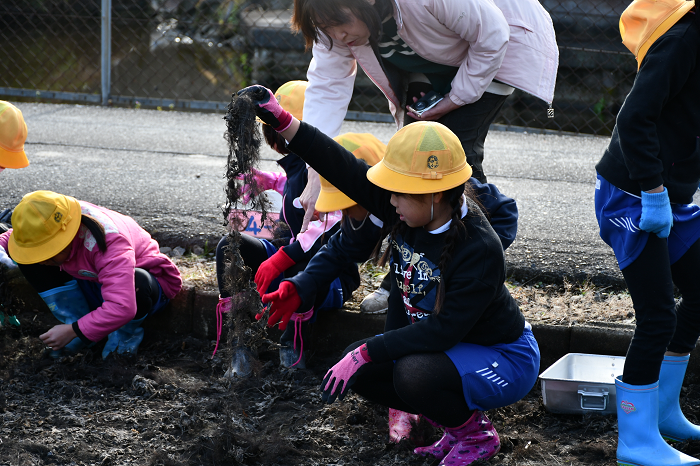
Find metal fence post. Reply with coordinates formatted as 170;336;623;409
101;0;111;106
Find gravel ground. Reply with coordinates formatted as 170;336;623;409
3;255;700;466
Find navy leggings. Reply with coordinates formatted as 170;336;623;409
621;236;700;385
341;339;473;428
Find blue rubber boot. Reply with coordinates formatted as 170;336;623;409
615;376;700;466
659;355;700;441
101;315;147;359
38;280;92;357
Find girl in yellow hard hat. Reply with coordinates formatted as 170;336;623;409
238;84;538;465
0;190;182;359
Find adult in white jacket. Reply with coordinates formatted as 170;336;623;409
292;0;558;231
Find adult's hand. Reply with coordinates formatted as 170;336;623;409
300;167;323;233
406;93;460;121
40;324;78;351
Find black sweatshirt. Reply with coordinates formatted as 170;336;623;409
596;13;700;204
288;122;525;364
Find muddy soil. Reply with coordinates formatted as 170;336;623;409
3;259;700;466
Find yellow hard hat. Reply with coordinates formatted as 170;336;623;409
275;80;308;121
620;0;695;69
367;121;471;194
0;101;29;169
316;133;387;212
8;190;82;264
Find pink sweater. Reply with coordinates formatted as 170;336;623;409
0;201;182;342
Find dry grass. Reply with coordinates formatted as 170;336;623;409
508;280;636;326
175;255;638;326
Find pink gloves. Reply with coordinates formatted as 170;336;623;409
254;247;296;295
260;281;302;331
236;85;293;132
321;343;371;403
237;168;287;204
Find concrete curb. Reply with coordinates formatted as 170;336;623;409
8;274;700;376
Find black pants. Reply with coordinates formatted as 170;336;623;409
341;339;473;428
621;236;700;385
18;263;161;320
405;82;508;184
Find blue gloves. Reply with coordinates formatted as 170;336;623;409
639;188;673;238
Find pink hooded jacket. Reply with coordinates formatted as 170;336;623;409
303;0;559;138
0;201;182;342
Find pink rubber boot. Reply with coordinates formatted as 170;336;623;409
414;411;500;465
389;408;421;443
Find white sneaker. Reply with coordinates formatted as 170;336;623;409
360;287;390;314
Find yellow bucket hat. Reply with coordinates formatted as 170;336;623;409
0;101;29;169
620;0;695;69
8;190;82;264
367;121;472;194
316;133;387;212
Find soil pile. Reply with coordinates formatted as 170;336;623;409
3;307;700;466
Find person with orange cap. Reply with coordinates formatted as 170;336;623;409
593;1;700;464
0;190;182;359
213;81;361;368
0;101;30;236
238;84;539;466
0;100;29;174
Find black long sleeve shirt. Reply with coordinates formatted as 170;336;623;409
288;122;525;363
596;14;700;204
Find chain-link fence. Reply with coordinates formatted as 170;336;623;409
0;0;638;135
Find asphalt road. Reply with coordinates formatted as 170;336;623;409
2;101;673;288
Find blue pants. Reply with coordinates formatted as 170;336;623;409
595;174;700;384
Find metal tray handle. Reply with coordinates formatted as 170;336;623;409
578;389;609;411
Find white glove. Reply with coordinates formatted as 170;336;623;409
0;246;17;270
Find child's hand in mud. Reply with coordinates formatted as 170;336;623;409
260;281;302;330
320;343;371;404
236;85;293;132
40;324;78;351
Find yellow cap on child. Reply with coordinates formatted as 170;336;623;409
0;101;29;169
316;133;387;212
367;121;472;194
8;190;82;264
620;0;695;69
274;81;308;121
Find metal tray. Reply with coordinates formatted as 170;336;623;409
539;353;625;415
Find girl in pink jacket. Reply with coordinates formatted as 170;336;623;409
0;190;182;359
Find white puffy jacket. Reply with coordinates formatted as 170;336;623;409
303;0;559;137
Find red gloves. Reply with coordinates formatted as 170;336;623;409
260;281;302;330
321;343;372;404
254;247;296;295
